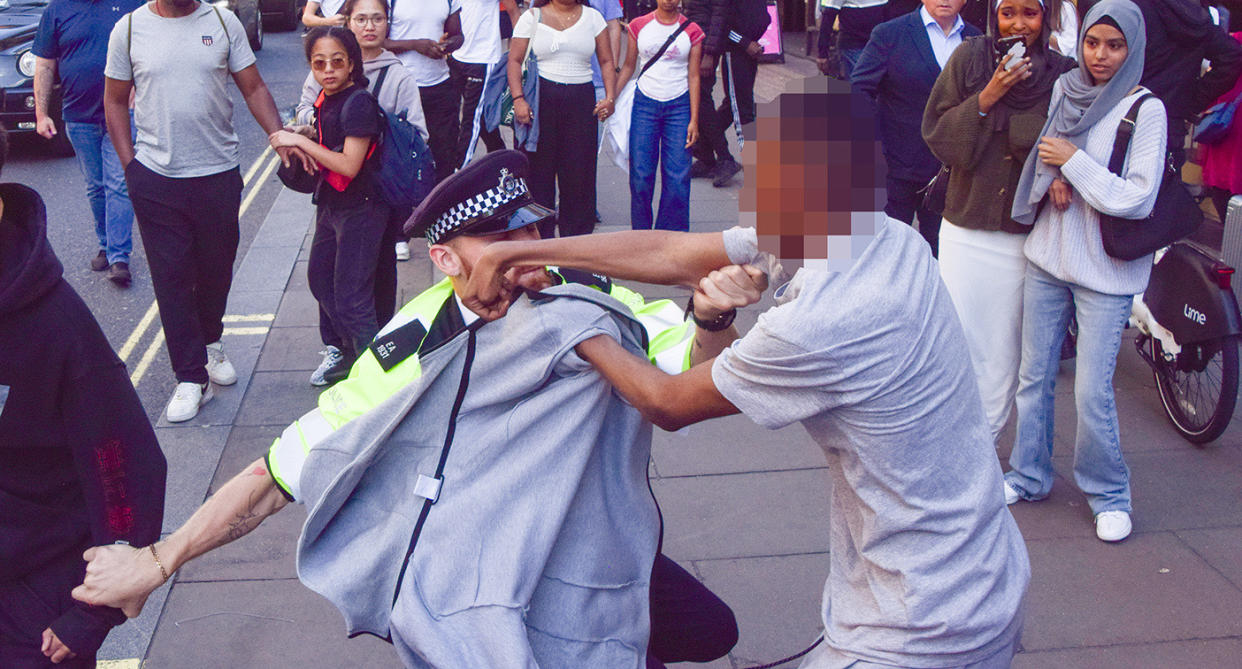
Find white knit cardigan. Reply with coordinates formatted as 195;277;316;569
1023;84;1168;296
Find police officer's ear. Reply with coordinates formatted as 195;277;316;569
428;242;466;277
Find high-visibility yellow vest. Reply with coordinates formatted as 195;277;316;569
267;272;694;500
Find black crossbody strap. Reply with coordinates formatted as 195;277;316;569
638;20;689;80
372;64;392;96
1106;92;1156;175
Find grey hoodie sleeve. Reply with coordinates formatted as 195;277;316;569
394;74;429;143
296;70;320;126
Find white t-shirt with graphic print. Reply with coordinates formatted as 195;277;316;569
628;12;704;102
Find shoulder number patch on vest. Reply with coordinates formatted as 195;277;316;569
556;267;613;293
369;319;428;372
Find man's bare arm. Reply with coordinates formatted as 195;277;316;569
464;231;733;319
577;335;739;431
33;56;57;139
73;459;289;617
102;77;135;167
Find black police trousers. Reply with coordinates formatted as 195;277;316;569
648;553;739;667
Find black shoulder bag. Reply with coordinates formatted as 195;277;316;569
1098;93;1202;261
638;20;690;80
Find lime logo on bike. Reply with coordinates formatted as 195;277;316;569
1184;304;1207;325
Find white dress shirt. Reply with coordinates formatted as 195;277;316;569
920;6;965;69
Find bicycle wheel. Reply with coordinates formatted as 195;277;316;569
1152;335;1240;444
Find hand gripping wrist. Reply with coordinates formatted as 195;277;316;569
686;295;736;332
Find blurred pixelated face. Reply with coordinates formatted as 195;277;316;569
740;77;886;273
656;0;681;13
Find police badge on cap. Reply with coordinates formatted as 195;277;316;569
407;151;554;245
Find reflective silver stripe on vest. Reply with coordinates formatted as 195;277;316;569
270;407;335;502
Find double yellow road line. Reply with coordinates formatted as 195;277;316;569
120;147;283;386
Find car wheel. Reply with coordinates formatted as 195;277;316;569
249;6;264;51
43;117;75;158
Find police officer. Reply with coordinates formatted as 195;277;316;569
73;151;739;667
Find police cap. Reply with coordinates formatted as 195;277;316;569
405;150;553;245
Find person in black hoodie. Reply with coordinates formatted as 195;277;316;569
0;124;166;668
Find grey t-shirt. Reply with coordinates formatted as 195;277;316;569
104;3;255;178
714;222;1030;668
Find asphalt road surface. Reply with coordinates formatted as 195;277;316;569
4;27;311;422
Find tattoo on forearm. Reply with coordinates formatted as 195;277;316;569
224;492;262;542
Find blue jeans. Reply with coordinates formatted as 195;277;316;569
65;119;134;264
1006;264;1133;514
629;90;692;232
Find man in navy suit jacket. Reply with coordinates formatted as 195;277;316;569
851;0;979;257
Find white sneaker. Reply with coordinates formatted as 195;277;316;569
395;241;411;261
310;346;344;387
205;341;237;386
1095;510;1132;542
166;382;213;423
1003;480;1022;505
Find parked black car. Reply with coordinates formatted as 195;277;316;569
0;0;72;155
220;0;264;52
261;0;306;31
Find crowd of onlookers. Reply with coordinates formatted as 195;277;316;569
6;0;1242;664
842;0;1242;542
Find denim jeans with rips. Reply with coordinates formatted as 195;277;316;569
1006;264;1134;515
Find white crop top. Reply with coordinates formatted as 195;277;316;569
512;6;606;85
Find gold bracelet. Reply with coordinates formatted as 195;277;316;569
148;544;170;582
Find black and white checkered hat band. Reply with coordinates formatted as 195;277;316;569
426;178;530;244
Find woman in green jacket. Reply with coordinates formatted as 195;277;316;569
922;0;1074;443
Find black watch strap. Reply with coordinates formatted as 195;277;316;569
686;296;736;332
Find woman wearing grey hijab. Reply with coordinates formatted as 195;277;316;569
1003;0;1166;544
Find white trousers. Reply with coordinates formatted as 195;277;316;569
938;220;1028;442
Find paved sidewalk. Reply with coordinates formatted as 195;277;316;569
101;54;1242;668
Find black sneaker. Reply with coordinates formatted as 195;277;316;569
690;160;716;179
90;250;108;271
712;160;742;188
107;262;131;287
